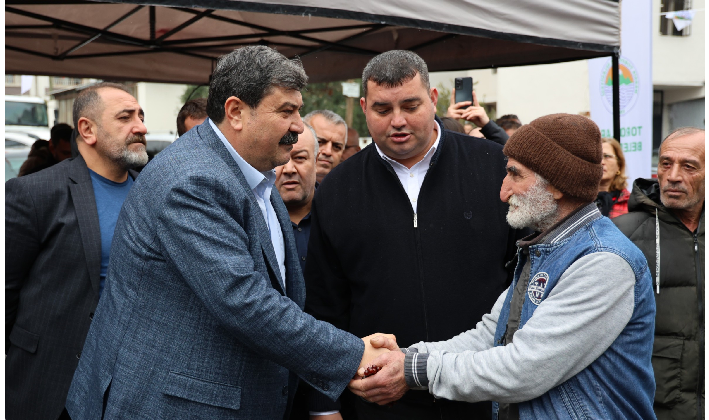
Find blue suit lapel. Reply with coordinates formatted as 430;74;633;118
254;209;286;295
67;155;102;296
197;122;287;296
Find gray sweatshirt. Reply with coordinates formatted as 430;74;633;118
404;210;635;404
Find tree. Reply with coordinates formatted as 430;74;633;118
181;85;209;103
301;79;369;137
435;83;451;117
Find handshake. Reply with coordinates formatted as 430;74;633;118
350;333;411;405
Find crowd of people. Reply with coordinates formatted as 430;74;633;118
5;46;704;420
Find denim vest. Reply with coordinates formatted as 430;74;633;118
492;216;656;419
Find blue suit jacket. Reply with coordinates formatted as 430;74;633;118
65;122;364;419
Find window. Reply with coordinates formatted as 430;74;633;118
5;101;49;127
5;139;26;149
52;77;82;87
5;75;20;86
660;0;693;36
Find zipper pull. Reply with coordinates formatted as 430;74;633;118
414;213;418;228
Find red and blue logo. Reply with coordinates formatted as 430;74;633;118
527;272;549;305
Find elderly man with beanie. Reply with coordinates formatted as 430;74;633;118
349;114;657;419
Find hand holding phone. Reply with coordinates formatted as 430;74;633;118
447;77;490;129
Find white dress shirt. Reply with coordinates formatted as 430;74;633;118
374;121;441;214
209;119;287;286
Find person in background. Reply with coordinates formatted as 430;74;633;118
614;127;705;420
496;114;523;137
176;97;208;136
275;123;319;274
6;82;147;420
447;90;508;145
303;110;347;183
49;123;75;162
596;137;630;218
439;116;466;134
341;126;361;161
18;139;54;177
18;123;74;176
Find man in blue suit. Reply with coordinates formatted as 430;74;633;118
66;46;386;419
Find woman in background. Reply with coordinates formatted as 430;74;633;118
596;137;630;218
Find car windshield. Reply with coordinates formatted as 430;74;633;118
6;101;48;127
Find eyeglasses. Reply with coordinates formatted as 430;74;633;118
602;154;617;161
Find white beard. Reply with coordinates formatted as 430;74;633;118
506;177;559;232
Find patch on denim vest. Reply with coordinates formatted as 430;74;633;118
527;272;549;305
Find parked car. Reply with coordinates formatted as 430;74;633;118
5;95;51;140
5;133;33;181
145;132;178;162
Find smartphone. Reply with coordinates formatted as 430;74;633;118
454;77;473;109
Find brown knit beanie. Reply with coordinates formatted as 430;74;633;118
503;113;602;202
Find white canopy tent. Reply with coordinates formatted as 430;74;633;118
5;0;623;136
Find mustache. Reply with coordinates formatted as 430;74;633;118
662;183;688;194
127;134;147;146
279;131;299;145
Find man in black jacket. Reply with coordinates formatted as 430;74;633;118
614;127;704;420
304;50;527;419
6;82;147;420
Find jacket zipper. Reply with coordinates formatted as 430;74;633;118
379;157;430;341
694;218;703;420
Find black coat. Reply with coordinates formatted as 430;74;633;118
5;156;136;420
614;178;705;420
304;126;527;419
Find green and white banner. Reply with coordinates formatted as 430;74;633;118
588;0;653;183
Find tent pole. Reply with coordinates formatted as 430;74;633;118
612;52;621;142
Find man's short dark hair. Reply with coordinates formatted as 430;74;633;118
206;46;308;124
496;114;522;131
361;50;430;99
72;82;133;128
177;98;208;136
50;123;73;146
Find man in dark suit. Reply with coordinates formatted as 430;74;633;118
6;82;148;420
66;46;386;420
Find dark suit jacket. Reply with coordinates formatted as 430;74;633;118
5;156;137;420
65;121;364;420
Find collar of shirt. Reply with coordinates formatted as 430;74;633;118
374;120;441;170
208;118;276;194
518;203;602;248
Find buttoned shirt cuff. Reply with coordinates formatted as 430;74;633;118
404;351;429;390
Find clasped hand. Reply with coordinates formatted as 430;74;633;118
350;334;410;406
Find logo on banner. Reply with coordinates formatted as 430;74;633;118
527;272;549;305
599;57;640;115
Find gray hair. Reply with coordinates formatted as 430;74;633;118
72;82;133;128
303;123;319;155
207;46;308;123
303;110;348;143
361;50;430;99
661;126;705;149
